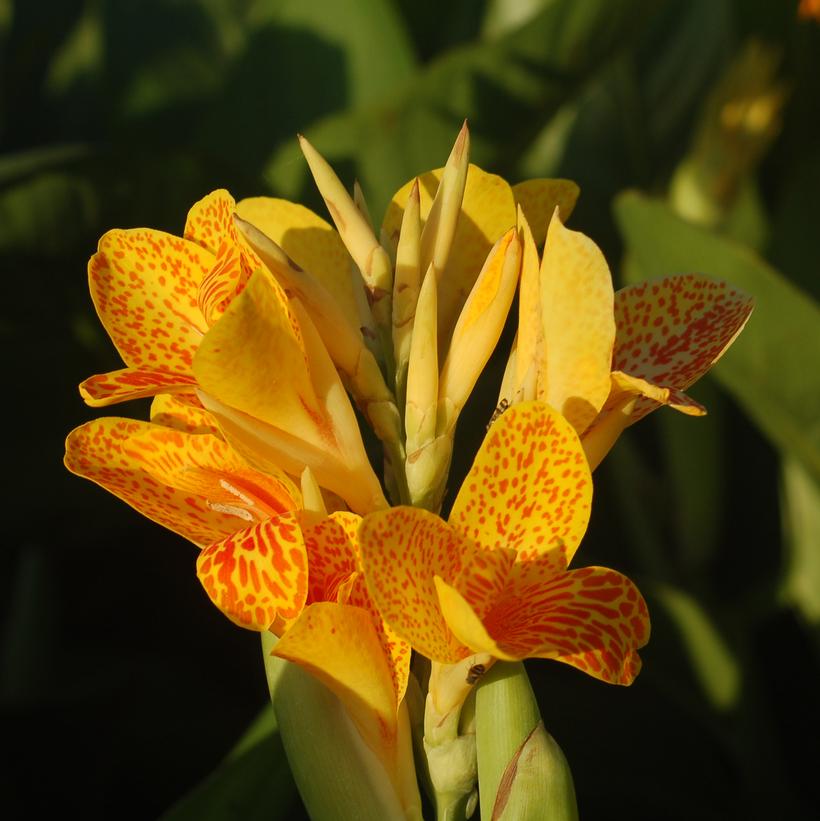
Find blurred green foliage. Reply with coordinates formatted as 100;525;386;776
2;0;819;818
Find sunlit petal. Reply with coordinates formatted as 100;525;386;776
197;512;307;630
80;367;198;406
64;418;294;547
540;213;615;435
449;402;592;565
359;507;474;663
613;274;753;422
89;228;211;372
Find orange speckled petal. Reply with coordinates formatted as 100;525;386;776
184;189;261;281
382;164;516;342
483;562;650;685
540;214;615;435
299;511;410;704
273;602;401;755
80;367;198;406
89;228;212;371
64;418;274;547
150;394;221;435
193;270;330;447
197;240;243;326
303;511;361;605
613;274;754;423
196;512;307;631
449;401;592;565
511;179;580;247
236;197;360;326
358;507;473;663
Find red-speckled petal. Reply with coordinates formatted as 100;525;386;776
197;240;243;326
540;214;615;435
80;367;198;406
184;189;262;282
359;507;474;664
196;512;307;630
88;228;212;372
150;394;221;435
613;274;754;422
273;602;401;756
64;418;297;547
299;511;410;704
449;402;592;565
483;562;650;685
303;511;361;605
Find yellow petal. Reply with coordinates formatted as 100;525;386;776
511;207;544;403
613;274;753;423
511;179;580;247
197;390;387;516
358;507;473;663
272;602;403;761
184;188;262;281
434;575;515;661
193;269;330;447
150;394;221;435
197;511;307;630
449;402;591;565
382;164;517;347
540;212;615;435
64;418;296;547
89;228;211;372
196;239;243;326
235;196;360;326
438;228;521;421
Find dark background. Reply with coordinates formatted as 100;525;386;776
2;1;819;818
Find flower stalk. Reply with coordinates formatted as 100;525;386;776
475;662;578;821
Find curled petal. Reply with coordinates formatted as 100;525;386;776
197;512;307;630
89;228;211;371
236;197;360;326
449;402;592;565
273;602;405;768
613;274;754;422
485;562;650;685
64;418;295;547
80;367;197;406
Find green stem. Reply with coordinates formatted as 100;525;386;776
475;662;578;821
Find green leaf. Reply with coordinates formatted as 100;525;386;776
614;191;820;486
780;456;820;627
161;705;300;821
649;583;741;711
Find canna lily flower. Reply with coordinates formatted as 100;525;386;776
78;190;385;514
501;208;754;469
358;401;649;686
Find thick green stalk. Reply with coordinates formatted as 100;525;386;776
262;632;414;821
475;662;578;821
